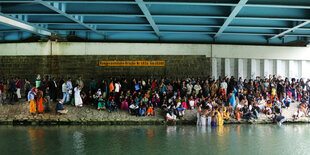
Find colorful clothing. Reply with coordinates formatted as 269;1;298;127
146;107;154;115
120;101;129;110
97;99;106;109
74;87;83;107
36;98;44;113
29;100;36;113
217;111;224;126
35;78;41;88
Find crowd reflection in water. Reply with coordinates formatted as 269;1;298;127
73;131;85;155
28;129;47;155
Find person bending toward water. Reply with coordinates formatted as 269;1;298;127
270;114;286;126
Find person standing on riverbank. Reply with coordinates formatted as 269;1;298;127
28;89;36;115
67;78;73;104
62;81;69;104
8;78;17;105
24;79;31;101
16;77;21;99
76;76;84;89
74;85;83;107
49;77;58;102
36;90;45;113
35;74;41;88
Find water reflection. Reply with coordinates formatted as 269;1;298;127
146;129;154;139
28;129;47;155
73;131;85;155
166;126;177;136
4;124;310;155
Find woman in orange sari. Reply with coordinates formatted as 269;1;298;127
36;91;46;113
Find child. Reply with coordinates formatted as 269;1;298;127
211;112;218;126
177;104;185;119
97;96;106;110
234;107;242;121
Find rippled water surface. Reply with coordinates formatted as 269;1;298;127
0;124;309;155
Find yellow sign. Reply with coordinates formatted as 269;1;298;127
99;61;165;66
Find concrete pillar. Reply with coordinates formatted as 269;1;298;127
211;57;217;80
250;59;256;79
298;61;302;79
288;60;294;78
263;59;269;78
238;59;244;79
217;58;222;78
276;60;282;76
224;58;230;77
244;59;249;79
301;60;307;78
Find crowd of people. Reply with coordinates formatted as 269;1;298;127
0;74;309;125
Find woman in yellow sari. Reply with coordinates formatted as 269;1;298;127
28;89;36;114
217;108;224;126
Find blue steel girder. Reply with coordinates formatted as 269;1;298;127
34;0;106;38
135;0;160;37
4;1;310;10
6;13;310;22
0;12;52;36
27;22;310;31
270;21;310;39
214;0;248;38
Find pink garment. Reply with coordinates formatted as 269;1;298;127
182;102;188;109
16;80;22;88
287;91;292;98
121;101;129;110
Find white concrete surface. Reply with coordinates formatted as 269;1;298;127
0;41;309;79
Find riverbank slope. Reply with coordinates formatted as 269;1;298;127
0;100;307;125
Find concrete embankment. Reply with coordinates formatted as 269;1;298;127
0;101;307;125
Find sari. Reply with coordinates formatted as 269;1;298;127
36;98;44;113
30;100;36;113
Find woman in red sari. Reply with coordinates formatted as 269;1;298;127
36;91;46;113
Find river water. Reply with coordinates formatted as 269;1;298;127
0;124;309;155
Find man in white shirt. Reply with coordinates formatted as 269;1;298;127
193;82;202;95
67;78;73;102
62;81;69;104
186;83;193;96
220;79;228;94
115;81;121;93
